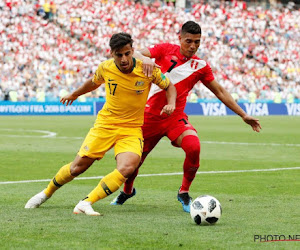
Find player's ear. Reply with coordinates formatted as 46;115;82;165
110;50;114;57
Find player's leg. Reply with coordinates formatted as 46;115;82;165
25;156;96;209
175;130;200;193
25;126;110;209
75;153;140;215
111;116;165;205
122;135;161;194
110;150;152;205
110;152;146;205
167;116;200;212
74;127;142;215
124;150;151;194
44;156;94;196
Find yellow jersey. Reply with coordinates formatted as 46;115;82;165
92;58;170;127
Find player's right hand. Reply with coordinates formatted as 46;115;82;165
60;94;78;106
160;104;176;116
142;57;160;77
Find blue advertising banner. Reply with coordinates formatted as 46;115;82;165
184;103;300;116
0;102;95;115
95;102;300;116
0;102;299;116
95;102;104;115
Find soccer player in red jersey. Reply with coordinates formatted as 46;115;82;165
111;21;262;212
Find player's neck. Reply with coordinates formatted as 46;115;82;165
179;49;193;61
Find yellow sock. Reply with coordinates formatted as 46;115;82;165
44;163;75;197
84;169;126;204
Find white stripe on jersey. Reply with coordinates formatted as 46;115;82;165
148;59;207;100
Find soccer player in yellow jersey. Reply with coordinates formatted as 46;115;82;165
25;33;177;215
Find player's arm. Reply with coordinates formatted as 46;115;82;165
205;80;262;132
60;78;102;106
134;49;160;77
161;82;177;116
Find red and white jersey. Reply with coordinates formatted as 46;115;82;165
146;43;215;117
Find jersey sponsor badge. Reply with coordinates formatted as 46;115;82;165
136;90;144;95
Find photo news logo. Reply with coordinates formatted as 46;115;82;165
254;234;300;242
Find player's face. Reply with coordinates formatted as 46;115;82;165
179;33;201;58
111;44;134;73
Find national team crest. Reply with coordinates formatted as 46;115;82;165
191;60;199;70
135;81;144;86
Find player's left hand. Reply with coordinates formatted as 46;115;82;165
160;104;175;116
242;115;262;132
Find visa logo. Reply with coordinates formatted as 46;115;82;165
285;103;300;115
200;103;227;116
244;103;269;116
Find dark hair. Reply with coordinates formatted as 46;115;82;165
181;21;201;35
109;32;134;51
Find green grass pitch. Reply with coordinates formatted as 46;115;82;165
0;116;299;249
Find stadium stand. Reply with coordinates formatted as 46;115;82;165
0;0;299;103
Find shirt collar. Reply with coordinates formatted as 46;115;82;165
176;49;197;61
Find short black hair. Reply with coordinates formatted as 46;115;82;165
180;21;201;35
109;32;134;52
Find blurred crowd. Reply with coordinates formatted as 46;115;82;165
0;0;299;103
